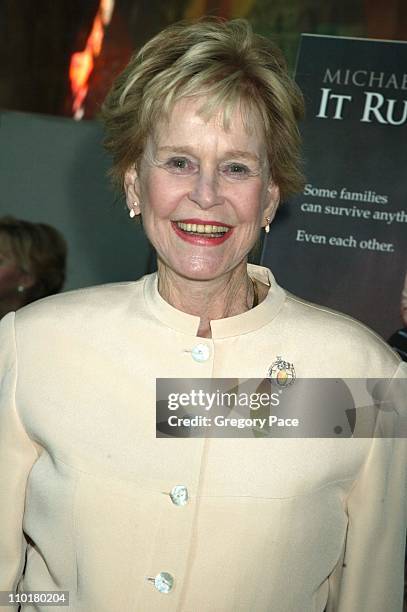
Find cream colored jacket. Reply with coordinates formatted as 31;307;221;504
0;264;406;612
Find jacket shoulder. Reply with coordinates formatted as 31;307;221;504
14;278;146;328
283;292;401;374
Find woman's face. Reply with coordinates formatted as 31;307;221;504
125;97;279;281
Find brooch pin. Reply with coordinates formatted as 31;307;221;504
267;356;296;387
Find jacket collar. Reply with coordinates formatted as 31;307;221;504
143;264;286;339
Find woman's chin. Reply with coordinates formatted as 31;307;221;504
159;254;234;282
176;268;224;282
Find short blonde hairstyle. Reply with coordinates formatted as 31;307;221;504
101;18;305;200
0;216;67;304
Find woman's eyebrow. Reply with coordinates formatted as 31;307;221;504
222;150;260;163
156;145;196;156
156;145;260;163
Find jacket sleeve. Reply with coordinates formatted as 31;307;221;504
0;312;38;590
326;363;407;611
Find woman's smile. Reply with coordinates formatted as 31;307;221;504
171;218;234;246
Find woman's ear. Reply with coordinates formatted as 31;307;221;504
264;181;280;225
18;271;36;290
16;271;36;302
124;165;141;217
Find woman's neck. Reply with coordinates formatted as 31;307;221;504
157;259;267;338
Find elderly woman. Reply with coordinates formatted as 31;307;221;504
0;19;405;612
0;215;67;319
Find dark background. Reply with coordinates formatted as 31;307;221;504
1;0;406;120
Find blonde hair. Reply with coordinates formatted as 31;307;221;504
101;18;305;200
0;216;67;304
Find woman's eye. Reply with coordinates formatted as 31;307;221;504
224;163;250;177
165;157;194;172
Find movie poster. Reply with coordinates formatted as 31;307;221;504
262;34;407;340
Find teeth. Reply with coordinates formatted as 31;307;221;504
176;222;230;234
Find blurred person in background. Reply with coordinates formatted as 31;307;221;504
0;216;67;319
402;271;407;327
388;271;407;361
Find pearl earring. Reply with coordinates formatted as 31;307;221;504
129;202;139;218
264;217;271;234
17;285;25;293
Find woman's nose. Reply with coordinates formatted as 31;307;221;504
188;172;224;209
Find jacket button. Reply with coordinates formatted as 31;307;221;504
170;485;188;506
151;572;174;593
191;344;210;362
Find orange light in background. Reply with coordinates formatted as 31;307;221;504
69;0;115;120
